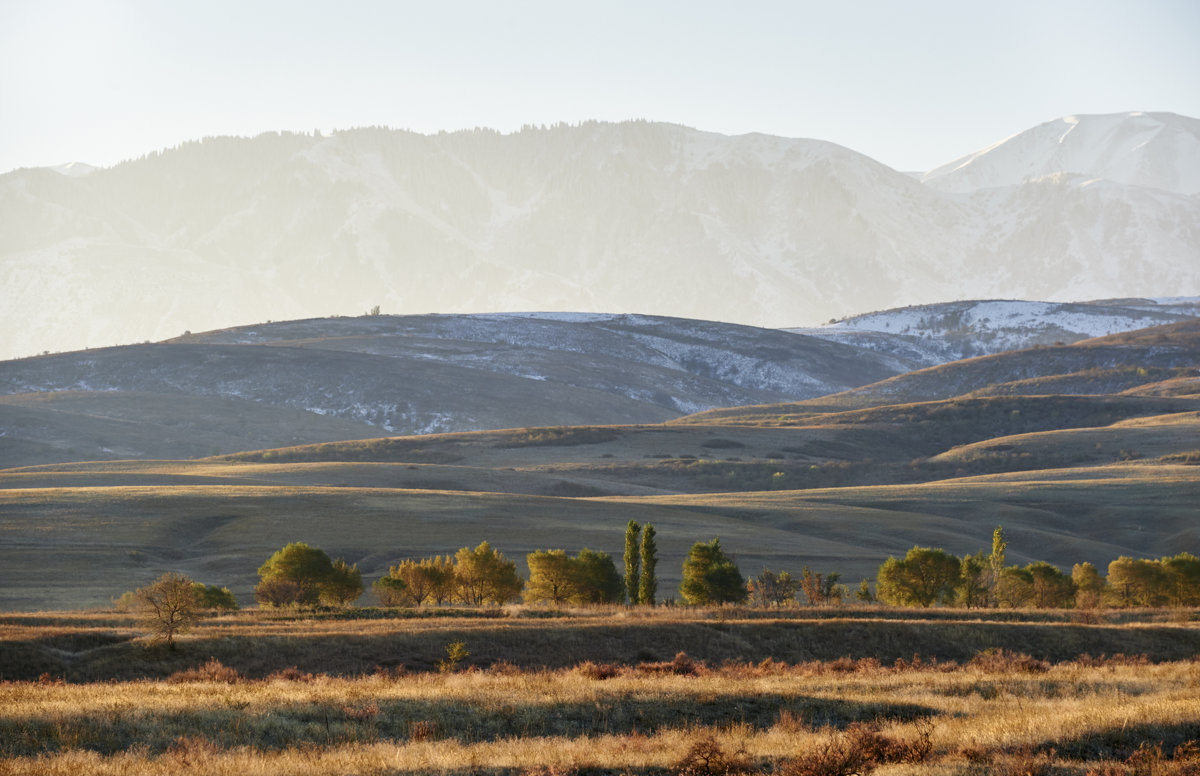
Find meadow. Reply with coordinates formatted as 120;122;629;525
2;606;1199;775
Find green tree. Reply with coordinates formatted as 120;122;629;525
454;541;523;605
624;520;641;605
1161;553;1200;607
322;558;364;606
639;523;658;605
876;547;961;608
574;548;625;604
1026;561;1075;608
525;549;578;604
257;542;334;605
1072;562;1106;608
136;572;200;649
373;575;408;607
855;579;874;603
989;525;1007;605
384;556;456;606
995;566;1034;607
680;538;746;605
192;583;238;610
957;552;989;609
1106;556;1169;607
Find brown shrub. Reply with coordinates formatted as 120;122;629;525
674;737;754;776
777;722;933;776
639;651;704;676
265;666;317;682
409;720;436;742
577;660;620;680
167;657;240;684
165;735;221;767
969;648;1050;674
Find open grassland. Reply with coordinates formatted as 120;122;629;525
2;463;1198;611
1;608;1198;775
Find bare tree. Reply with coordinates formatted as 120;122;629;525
136;572;200;649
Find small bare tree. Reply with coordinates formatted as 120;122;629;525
136;572;200;649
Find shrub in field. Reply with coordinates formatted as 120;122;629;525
438;640;470;672
192;583;238;610
254;577;304;607
168;657;241;683
673;736;753;776
373;575;408;606
577;660;620;680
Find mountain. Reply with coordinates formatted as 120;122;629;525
0;313;904;466
3;113;1199;361
922;112;1200;195
789;297;1200;366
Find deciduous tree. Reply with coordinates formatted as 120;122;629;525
136;572;200;649
454;541;523;605
876;547;961;608
257;542;335;605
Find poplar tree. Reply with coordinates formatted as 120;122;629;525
624;520;641;605
639;523;658;605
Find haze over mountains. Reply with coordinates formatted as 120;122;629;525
3;111;1198;362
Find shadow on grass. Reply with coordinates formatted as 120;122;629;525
0;691;940;756
1035;720;1200;761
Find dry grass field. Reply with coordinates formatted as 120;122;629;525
2;607;1199;775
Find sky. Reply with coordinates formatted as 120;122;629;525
2;0;1199;175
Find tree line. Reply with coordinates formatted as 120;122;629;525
125;524;1198;647
873;527;1200;609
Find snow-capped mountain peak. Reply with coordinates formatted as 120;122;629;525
921;111;1200;195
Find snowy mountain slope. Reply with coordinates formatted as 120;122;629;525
2;115;1199;361
0;313;904;463
922;112;1200;195
789;298;1200;366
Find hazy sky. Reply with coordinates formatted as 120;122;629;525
3;0;1198;174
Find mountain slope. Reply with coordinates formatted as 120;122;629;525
3;115;1198;360
922;112;1200;194
0;313;904;464
791;298;1200;366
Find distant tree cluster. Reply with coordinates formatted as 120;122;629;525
372;542;523;607
873;526;1200;609
255;542;363;607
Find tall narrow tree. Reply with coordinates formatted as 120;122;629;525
989;525;1007;605
639;523;658;605
624;521;641;605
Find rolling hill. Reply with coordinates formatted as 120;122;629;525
0;313;905;467
2;319;1198;611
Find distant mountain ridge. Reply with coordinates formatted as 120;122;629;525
2;112;1198;360
0;313;904;466
791;297;1200;366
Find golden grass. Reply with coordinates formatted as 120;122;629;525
2;658;1198;774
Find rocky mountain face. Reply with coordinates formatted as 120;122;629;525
2;113;1198;361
